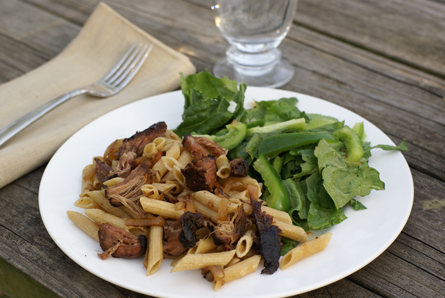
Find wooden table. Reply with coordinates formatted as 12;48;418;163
1;0;444;297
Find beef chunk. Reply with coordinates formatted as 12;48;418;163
213;206;248;250
118;121;167;158
181;156;217;191
95;122;167;183
163;211;214;255
182;134;225;160
230;158;249;177
250;199;282;274
98;223;147;259
194;137;225;157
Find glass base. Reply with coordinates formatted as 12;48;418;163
213;55;294;88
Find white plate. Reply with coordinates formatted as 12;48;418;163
39;88;413;298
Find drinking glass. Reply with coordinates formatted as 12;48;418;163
211;0;298;88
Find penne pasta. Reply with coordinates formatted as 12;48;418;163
188;237;218;255
280;233;332;270
74;196;100;209
262;206;292;224
273;220;308;243
67;211;99;241
103;177;125;187
213;254;261;290
216;155;231;179
140;197;184;219
235;228;254;258
146;226;164;275
171;250;236;272
194;200;219;223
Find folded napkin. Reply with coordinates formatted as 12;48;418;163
0;3;196;188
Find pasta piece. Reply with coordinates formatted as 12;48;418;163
74;196;100;209
192;191;239;213
213;254;261;290
280;233;332;270
194;200;219;223
165;129;181;141
188;238;218;255
141;184;160;199
216;155;231;179
80;164;95;196
85;209;129;231
172;165;186;186
140;197;184;219
235;228;254;258
143;142;158;159
219;177;262;198
153;137;166;151
171;250;236;272
146;226;164;275
273;220;308;243
67;211;99;241
262;206;292;224
165;141;181;159
225;257;241;267
103;177;125;187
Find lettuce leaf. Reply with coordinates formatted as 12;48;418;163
315;139;385;210
174;71;246;136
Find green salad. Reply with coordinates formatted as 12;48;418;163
173;70;407;237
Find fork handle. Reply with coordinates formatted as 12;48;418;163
0;89;88;147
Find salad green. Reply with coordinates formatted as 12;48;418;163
174;71;407;235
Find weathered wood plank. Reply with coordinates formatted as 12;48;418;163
298;278;382;298
1;0;79;58
0;181;142;298
294;0;445;78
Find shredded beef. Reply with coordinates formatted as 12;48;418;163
182;134;225;160
105;162;152;217
181;156;217;191
230;158;249;177
250;199;282;274
213;206;248;250
98;223;147;259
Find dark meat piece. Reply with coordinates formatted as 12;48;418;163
230;158;249;177
213;206;248;250
118;121;167;158
105;162;152;217
250;199;282;274
98;223;147;259
194;137;226;157
163;211;214;256
94;157;115;185
110;151;137;179
181;156;217;191
95;122;167;182
182;134;225;160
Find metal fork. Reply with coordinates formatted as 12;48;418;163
0;41;153;148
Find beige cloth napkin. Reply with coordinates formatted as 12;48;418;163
0;2;196;188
